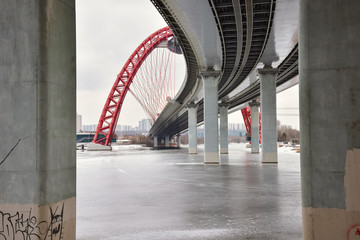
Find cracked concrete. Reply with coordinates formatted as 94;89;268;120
0;139;21;166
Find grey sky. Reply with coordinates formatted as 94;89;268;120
76;0;299;129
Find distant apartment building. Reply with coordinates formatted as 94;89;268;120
119;125;134;131
82;124;97;132
138;119;151;132
76;113;82;132
229;123;245;131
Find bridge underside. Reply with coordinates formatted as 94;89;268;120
150;0;360;238
0;0;360;239
149;0;299;139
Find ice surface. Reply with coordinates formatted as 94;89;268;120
77;143;302;239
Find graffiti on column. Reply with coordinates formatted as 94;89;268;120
0;203;64;240
348;224;360;240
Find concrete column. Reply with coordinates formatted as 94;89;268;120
259;67;278;163
200;69;221;164
300;0;360;238
187;103;198;154
153;136;158;147
177;134;181;148
165;136;170;147
249;101;260;154
219;102;229;154
0;1;76;239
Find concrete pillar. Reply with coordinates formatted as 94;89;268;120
165;136;170;147
177;134;181;148
219;102;229;154
259;67;278;163
187;102;198;154
200;69;221;164
249;101;260;154
153;136;158;147
300;0;360;238
0;1;76;239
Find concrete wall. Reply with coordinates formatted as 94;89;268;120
300;0;360;238
0;0;76;239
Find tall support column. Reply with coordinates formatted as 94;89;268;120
0;1;76;239
300;0;360;238
187;103;198;154
165;136;170;147
259;67;278;163
153;136;158;147
200;69;221;164
177;133;181;148
219;102;229;154
249;101;260;154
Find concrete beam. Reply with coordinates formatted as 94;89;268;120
259;67;278;163
88;142;112;151
200;69;221;164
154;136;158;147
219;102;229;154
300;0;360;238
165;136;170;147
187;103;198;154
177;134;181;148
249;101;260;154
0;1;76;239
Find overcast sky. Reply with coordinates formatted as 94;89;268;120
76;0;299;129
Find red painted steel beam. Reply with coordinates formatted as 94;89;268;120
241;106;251;134
241;106;262;143
93;27;173;146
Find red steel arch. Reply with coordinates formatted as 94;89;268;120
93;26;173;145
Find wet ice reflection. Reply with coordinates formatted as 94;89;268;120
77;143;302;239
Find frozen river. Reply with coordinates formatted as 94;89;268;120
77;143;302;239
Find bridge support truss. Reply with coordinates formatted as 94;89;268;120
92;27;173;147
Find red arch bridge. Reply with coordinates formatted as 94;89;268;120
92;26;261;147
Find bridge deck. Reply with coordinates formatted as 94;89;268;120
77;144;302;239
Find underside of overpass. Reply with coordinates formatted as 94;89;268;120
1;0;359;239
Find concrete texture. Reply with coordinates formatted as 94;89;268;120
77;144;303;240
0;1;76;238
187;103;198;154
0;0;76;204
154;136;158;147
299;0;360;238
177;134;181;147
201;70;220;163
219;103;229;154
249;101;260;154
165;136;170;147
88;142;112;151
259;68;278;163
